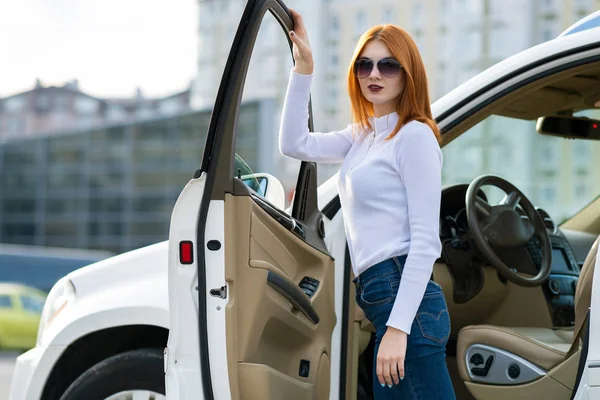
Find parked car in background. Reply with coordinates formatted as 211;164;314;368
0;283;46;351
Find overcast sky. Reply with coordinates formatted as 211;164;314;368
0;0;198;99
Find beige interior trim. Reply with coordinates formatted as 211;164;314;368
457;234;598;397
574;237;598;336
224;195;337;399
446;357;477;400
465;374;572;400
554;327;575;343
561;197;600;234
457;325;569;382
464;349;581;400
344;269;368;400
433;263;553;337
346;322;371;400
237;363;315;399
485;281;554;329
441;62;600;147
550;350;581;391
344;287;357;400
352;263;552;339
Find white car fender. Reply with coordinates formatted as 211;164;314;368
42;242;170;347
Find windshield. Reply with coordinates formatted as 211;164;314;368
442;110;600;224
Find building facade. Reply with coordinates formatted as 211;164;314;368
0;100;273;254
0;79;192;140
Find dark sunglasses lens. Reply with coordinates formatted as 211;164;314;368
354;59;373;78
378;59;401;77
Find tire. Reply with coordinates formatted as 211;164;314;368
59;348;166;400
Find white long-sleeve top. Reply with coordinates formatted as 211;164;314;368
279;70;442;335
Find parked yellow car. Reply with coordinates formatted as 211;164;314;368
0;283;46;350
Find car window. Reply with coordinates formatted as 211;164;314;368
235;153;261;193
442;111;600;222
0;295;13;309
20;295;44;314
233;11;301;210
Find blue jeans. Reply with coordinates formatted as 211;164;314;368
354;255;456;400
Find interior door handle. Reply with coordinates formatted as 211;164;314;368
266;271;320;324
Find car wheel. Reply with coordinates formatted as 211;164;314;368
59;348;165;400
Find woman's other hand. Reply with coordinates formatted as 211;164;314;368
288;8;313;75
377;326;407;387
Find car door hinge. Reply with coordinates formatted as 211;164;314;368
210;286;227;299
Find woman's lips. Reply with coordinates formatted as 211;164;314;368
368;85;383;93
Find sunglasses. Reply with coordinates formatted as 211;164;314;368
353;57;402;79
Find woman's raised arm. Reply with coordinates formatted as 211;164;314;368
279;9;354;163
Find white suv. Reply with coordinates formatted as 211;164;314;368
10;4;600;400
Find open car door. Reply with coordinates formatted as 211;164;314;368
165;1;337;399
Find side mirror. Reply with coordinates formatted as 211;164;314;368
536;115;600;140
241;173;286;210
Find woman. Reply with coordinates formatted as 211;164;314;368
279;9;455;400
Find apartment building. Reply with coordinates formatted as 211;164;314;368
192;0;600;219
0;80;192;140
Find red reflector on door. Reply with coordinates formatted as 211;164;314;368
180;241;194;264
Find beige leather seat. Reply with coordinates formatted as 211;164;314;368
457;236;597;384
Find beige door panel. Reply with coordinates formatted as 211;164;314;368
344;270;375;399
249;212;328;287
224;195;336;400
237;363;316;400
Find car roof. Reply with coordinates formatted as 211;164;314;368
0;282;46;297
432;21;600;121
559;10;600;37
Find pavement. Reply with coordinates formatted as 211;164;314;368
0;352;18;400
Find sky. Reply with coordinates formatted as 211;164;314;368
0;0;198;99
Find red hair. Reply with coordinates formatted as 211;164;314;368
347;25;441;144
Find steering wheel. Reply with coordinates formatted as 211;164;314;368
465;175;552;287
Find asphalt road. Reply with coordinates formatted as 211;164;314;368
0;352;18;400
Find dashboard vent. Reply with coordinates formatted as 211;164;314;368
536;208;556;233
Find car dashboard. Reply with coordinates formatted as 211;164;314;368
439;184;581;327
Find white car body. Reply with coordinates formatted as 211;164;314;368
10;6;600;400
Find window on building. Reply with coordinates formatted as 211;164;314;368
4;96;25;112
0;296;13;309
382;6;395;23
74;97;98;114
331;15;339;35
355;10;367;39
573;141;589;160
542;186;557;203
36;95;50;111
541;141;557;162
3;199;35;214
439;0;449;13
47;198;78;214
88;221;123;236
20;296;44;314
575;184;588;199
54;95;69;112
